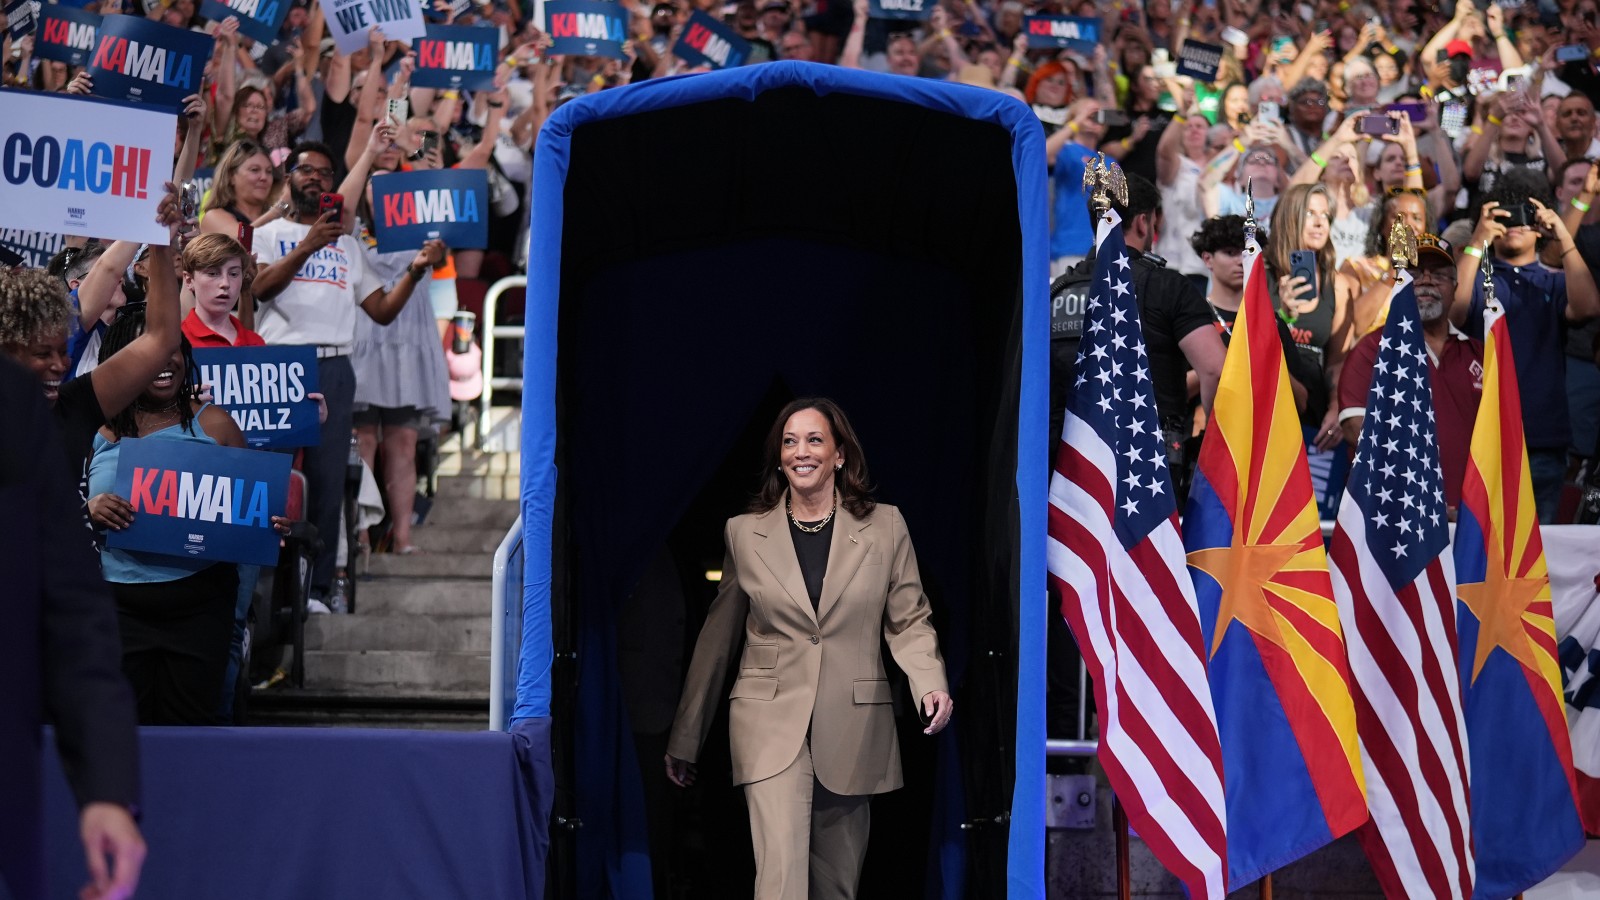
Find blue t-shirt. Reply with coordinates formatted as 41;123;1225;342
87;416;222;584
1467;259;1569;450
1051;142;1097;261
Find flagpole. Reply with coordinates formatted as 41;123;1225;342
1259;873;1273;900
1113;798;1131;900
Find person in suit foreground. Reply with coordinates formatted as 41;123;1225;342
0;356;144;900
665;397;953;900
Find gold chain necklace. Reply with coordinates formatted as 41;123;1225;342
787;489;837;534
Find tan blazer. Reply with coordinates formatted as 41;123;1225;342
666;501;948;796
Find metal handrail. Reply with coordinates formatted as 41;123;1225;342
478;275;528;450
489;514;524;732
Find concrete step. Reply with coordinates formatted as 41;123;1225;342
435;474;520;500
353;579;492;616
434;450;520;478
365;551;496;579
303;649;491;693
424;498;519;529
409;525;510;554
306;614;492;653
245;688;488;731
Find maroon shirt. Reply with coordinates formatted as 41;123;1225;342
1338;326;1485;508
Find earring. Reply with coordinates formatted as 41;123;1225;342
835;464;842;471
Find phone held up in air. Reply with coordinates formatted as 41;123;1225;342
1555;43;1592;63
1096;108;1131;127
319;193;344;224
1289;249;1318;301
1257;101;1281;125
1358;113;1400;136
1501;202;1535;229
236;221;254;251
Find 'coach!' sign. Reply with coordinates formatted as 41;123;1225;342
193;345;322;449
411;24;498;91
370;168;488;253
108;437;291;566
36;5;100;68
544;0;626;61
88;15;212;109
0;92;173;244
200;0;290;46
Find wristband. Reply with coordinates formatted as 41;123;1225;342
1007;58;1022;68
1172;113;1186;123
1310;151;1326;168
1470;125;1483;135
1069;122;1080;134
406;264;428;281
1461;245;1484;259
590;74;605;86
1405;164;1422;174
1576;198;1593;213
939;29;951;38
1120;137;1132;149
1487;114;1502;126
1233;138;1246;153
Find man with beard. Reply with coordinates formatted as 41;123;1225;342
1338;234;1482;515
250;141;445;612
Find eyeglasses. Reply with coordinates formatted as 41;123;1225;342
293;164;336;179
1294;95;1328;107
1245;153;1279;165
1413;265;1456;282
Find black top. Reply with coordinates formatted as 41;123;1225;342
1209;303;1330;425
51;374;105;529
1050;248;1217;432
790;515;834;612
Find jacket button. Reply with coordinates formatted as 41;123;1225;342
810;635;820;645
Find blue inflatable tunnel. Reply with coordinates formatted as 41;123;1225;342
514;61;1049;898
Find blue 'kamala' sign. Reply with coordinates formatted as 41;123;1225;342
1024;15;1098;54
672;9;749;69
88;15;213;109
411;23;498;91
108;437;291;567
200;0;291;46
36;5;101;68
545;0;627;61
370;168;488;252
193;345;321;449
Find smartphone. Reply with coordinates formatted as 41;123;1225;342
236;221;254;250
179;181;201;221
1556;43;1592;63
1359;114;1400;136
1270;35;1295;55
409;129;440;162
1385;102;1427;122
319;192;344;223
1440;100;1468;136
386;98;409;127
1289;250;1318;300
1096;108;1131;127
1501;202;1534;228
1257;101;1281;125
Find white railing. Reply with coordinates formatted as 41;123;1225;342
478;275;528;450
489;514;524;732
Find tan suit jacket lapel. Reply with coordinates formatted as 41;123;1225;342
817;505;870;624
750;505;819;628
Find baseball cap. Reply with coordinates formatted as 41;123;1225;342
1444;39;1473;59
1416;233;1454;267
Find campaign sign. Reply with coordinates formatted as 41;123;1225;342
868;0;932;20
88;15;212;109
108;437;291;567
323;0;425;55
193;345;321;449
0;91;173;244
36;5;101;67
544;0;626;61
6;0;38;38
672;9;749;69
410;24;497;91
200;0;290;46
0;228;67;269
1024;15;1097;54
370;168;488;252
1176;40;1223;83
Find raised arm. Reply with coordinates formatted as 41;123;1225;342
841;0;869;69
358;239;443;324
172;93;209;186
86;192;185;422
76;242;140;332
210;18;241;137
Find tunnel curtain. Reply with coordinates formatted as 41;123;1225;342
517;62;1049;897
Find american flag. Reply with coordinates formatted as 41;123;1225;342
1328;271;1474;900
1046;209;1228;899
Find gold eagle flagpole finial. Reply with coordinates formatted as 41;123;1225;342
1389;218;1418;270
1083;154;1129;222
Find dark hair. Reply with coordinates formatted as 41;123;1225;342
749;397;876;519
1362;189;1427;259
1090;171;1160;230
287;140;341;179
1191;214;1247;256
1556;156;1595;189
98;306;199;440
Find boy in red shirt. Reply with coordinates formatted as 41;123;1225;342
180;234;266;349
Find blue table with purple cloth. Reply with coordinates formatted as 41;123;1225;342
44;724;552;899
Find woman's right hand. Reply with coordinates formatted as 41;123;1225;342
664;754;696;787
89;493;135;531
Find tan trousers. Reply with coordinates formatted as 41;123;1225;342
743;738;872;900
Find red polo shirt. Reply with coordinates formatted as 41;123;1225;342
183;310;266;348
1338;326;1485;508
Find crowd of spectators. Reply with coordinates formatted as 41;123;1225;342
2;0;1599;729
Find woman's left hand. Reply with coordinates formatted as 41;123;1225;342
1313;407;1343;452
922;690;954;735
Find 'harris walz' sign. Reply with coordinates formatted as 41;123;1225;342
193;345;321;449
410;24;498;91
36;5;100;68
1023;15;1098;54
199;0;291;46
370;168;488;253
544;0;626;61
88;15;212;109
108;437;291;567
0;228;67;269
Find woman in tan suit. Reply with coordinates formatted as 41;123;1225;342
664;398;953;900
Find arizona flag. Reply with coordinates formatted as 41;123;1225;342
1454;305;1584;898
1182;248;1367;886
